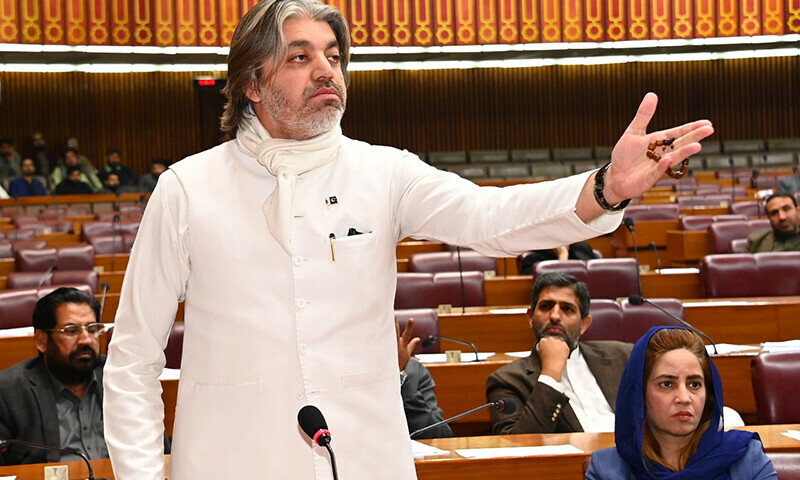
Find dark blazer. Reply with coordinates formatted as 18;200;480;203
486;341;632;434
0;356;106;465
745;229;800;253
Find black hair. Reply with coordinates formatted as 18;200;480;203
32;287;100;331
531;272;591;318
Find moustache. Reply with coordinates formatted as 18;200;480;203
69;345;97;362
304;81;345;101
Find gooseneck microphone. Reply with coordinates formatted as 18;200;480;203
648;241;662;272
624;217;643;296
298;405;338;480
627;294;717;354
410;399;516;439
37;263;58;288
0;438;98;480
421;334;480;362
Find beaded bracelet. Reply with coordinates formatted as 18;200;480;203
593;162;631;212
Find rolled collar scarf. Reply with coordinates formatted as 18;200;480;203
236;114;342;255
614;326;755;480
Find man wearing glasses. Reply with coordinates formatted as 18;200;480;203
0;287;108;465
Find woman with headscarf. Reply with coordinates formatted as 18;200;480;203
586;326;776;479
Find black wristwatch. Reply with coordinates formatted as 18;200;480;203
593;162;631;212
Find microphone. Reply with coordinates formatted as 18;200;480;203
99;282;110;323
421;334;480;362
297;405;338;480
623;217;643;296
37;263;58;288
627;294;717;354
410;399;516;439
648;241;662;272
0;438;100;480
455;247;466;314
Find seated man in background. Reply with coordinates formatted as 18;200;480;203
50;148;103;193
8;157;48;197
98;148;137;188
397;318;453;439
138;158;169;193
517;241;597;274
0;288;108;465
486;272;632;434
54;165;94;195
99;172;139;195
745;193;800;253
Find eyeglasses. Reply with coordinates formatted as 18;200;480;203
47;323;105;337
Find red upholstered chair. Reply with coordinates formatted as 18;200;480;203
431;271;485;308
707;219;771;254
123;233;137;252
164;322;185;369
767;453;800;480
533;260;589;284
395;273;437;309
700;254;757;298
11;214;39;225
15;247;58;272
0;240;12;259
15;220;74;234
586;258;639;300
95;211;144;222
579;299;624;342
752;176;781;189
751;351;800;424
730;200;763;218
620;298;685;343
730;238;748;253
56;245;95;270
11;240;48;255
754;252;800;296
0;288;39;329
407;250;497;274
2;229;37;241
680;214;747;231
6;270;99;293
622;204;681;221
395;308;440;354
87;234;127;254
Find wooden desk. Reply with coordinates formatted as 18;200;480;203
4;425;796;480
666;229;710;265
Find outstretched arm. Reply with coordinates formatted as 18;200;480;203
575;92;714;222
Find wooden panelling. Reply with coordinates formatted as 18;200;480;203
0;57;797;173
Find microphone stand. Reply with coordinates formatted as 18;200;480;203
0;439;99;480
423;334;480;362
630;295;717;354
410;400;511;439
456;247;466;314
648;242;662;272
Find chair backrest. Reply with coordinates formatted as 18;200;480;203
677;194;732;208
707;219;771;254
1;229;37;241
622;204;681;221
15;220;74;234
6;270;99;293
87;234;128;254
751;351;800;424
730;238;748;253
701;254;757;298
767;453;800;480
586;258;639;300
56;244;96;270
15;247;58;272
394;272;485;309
395;308;440;354
730;200;763;217
619;298;685;343
533;260;589;283
579;299;624;342
469;150;509;163
407;251;496;274
15;245;96;272
753;251;800;296
0;288;39;329
0;240;12;259
164;322;185;369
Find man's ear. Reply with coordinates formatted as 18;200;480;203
527;307;534;329
34;329;48;355
244;78;263;104
579;315;593;335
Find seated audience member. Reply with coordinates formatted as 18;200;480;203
139;158;170;193
486;272;632;434
54;166;94;195
778;173;800;196
0;288;109;465
586;326;776;479
98;148;137;187
517;241;598;274
29;132;55;174
397;318;453;439
8;157;48;197
745;193;800;253
50;148;103;193
0;137;22;179
99;172;139;195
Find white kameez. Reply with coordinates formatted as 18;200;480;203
103;138;622;480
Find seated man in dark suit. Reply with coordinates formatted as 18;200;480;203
745;193;800;253
397;318;453;439
0;287;108;465
486;272;632;434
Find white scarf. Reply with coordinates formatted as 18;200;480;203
236;115;342;255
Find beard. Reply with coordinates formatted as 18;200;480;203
262;80;346;140
534;322;582;351
45;343;98;386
